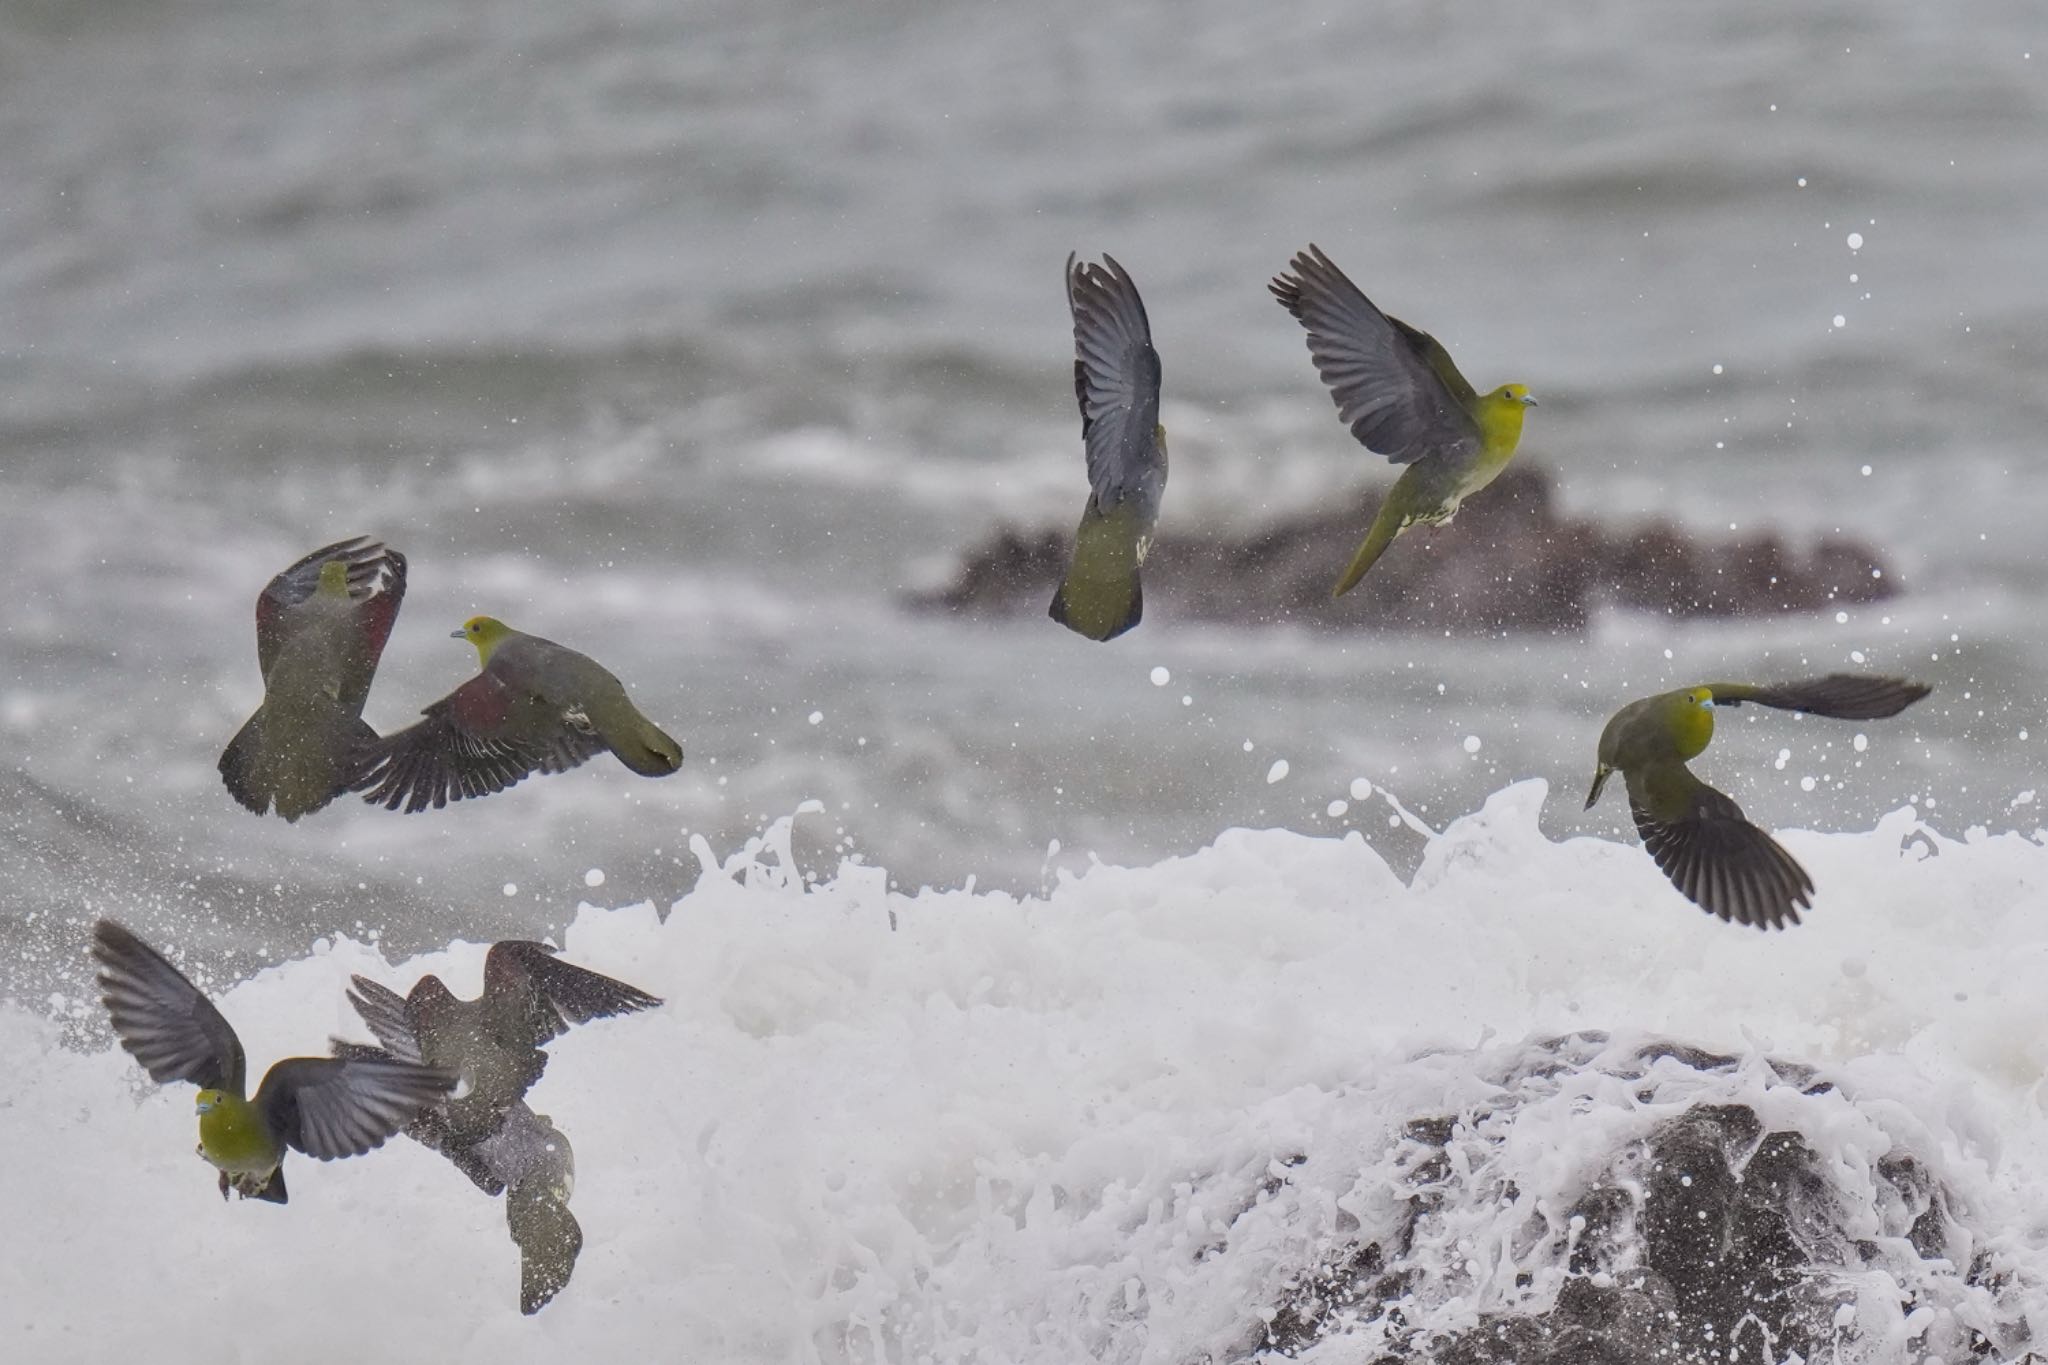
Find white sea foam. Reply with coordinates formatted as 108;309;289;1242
7;782;2048;1361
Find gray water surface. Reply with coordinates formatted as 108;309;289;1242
3;0;2043;996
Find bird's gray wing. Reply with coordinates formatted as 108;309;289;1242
353;673;607;814
253;536;402;682
330;1038;507;1193
1269;244;1482;465
91;919;245;1093
1630;775;1814;930
1704;676;1932;721
482;941;665;1048
1068;253;1163;507
345;977;427;1064
255;1055;453;1160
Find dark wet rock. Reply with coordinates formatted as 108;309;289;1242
1210;1032;2038;1365
915;465;1898;631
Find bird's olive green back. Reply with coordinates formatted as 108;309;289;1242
1390;317;1477;407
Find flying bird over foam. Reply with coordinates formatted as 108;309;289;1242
337;941;659;1312
354;616;682;812
1270;245;1535;598
218;536;406;820
1585;675;1932;929
91;918;450;1203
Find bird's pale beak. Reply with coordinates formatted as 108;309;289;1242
195;1097;215;1114
449;628;467;639
1521;393;1539;407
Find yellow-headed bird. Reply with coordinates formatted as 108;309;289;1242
1049;253;1166;641
1270;245;1535;597
218;536;406;820
1585;675;1932;929
355;616;682;812
338;941;655;1313
91;919;451;1202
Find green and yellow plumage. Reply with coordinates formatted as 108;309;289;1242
92;919;452;1203
1270;246;1536;598
1585;675;1931;929
355;615;683;812
195;1089;285;1190
218;536;407;820
1051;253;1167;642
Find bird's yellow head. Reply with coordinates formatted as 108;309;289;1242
1475;384;1536;452
1670;686;1716;758
452;615;513;664
316;560;351;596
195;1089;224;1114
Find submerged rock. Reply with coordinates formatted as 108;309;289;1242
915;465;1897;631
1201;1033;2036;1364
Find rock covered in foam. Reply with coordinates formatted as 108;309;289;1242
1236;1033;2033;1364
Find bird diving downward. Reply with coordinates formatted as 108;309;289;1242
1585;674;1932;929
336;940;661;1313
1050;252;1167;641
1270;245;1535;598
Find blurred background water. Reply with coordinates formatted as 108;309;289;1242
2;0;2042;995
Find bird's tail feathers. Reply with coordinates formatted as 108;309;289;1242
219;711;378;822
609;716;683;777
217;712;271;816
509;1180;584;1314
1331;498;1403;599
251;1167;288;1204
1050;500;1145;641
1050;573;1143;641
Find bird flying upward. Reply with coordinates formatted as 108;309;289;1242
1270;245;1535;597
354;616;682;812
1585;674;1932;929
218;536;406;820
1049;252;1167;642
91;919;450;1203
